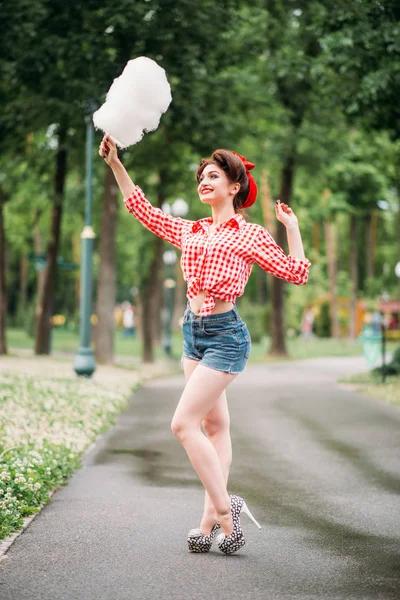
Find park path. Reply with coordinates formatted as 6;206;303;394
0;356;399;600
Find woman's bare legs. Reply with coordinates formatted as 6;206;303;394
171;359;236;537
182;358;232;535
201;394;232;533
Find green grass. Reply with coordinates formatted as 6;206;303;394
7;327;169;359
340;371;400;406
254;336;395;362
6;327;397;363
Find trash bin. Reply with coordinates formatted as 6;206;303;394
358;325;382;367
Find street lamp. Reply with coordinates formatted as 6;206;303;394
73;103;96;377
171;198;189;217
377;200;390;210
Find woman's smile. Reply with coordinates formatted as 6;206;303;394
201;187;214;195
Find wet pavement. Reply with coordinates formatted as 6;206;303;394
0;356;399;600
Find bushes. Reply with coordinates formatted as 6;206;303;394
314;302;332;337
0;444;81;539
374;344;400;377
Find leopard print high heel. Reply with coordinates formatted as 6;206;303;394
187;522;221;553
216;494;261;555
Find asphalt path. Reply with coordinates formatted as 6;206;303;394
1;357;399;600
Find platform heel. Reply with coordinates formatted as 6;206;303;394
187;522;221;553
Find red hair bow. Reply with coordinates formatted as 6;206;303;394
231;151;258;208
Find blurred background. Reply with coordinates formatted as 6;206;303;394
1;0;399;367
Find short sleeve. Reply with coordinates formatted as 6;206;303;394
124;186;193;250
252;227;311;285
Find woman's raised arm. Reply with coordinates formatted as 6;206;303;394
99;135;136;199
251;200;311;285
275;199;306;261
98;134;193;250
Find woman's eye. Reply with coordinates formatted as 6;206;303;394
199;173;218;182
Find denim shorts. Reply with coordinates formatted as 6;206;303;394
181;303;252;375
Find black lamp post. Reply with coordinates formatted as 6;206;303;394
73;103;96;377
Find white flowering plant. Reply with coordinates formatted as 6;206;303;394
0;374;131;540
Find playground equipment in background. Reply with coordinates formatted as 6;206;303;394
309;295;400;340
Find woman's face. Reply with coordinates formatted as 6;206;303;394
197;163;239;205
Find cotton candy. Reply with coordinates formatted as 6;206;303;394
93;57;172;148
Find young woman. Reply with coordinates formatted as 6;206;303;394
99;135;311;555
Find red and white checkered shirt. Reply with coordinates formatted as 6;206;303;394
125;187;311;316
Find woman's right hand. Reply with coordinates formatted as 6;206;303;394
99;134;118;167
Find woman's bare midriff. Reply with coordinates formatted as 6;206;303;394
189;291;234;316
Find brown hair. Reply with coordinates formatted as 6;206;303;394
196;149;249;213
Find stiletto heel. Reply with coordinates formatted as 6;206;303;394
187;522;221;553
216;494;261;555
242;501;262;529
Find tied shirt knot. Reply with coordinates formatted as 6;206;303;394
187;276;216;316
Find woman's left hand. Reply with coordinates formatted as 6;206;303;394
275;199;299;228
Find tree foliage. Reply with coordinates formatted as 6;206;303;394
1;0;399;359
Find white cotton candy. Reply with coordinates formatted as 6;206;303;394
93;57;172;148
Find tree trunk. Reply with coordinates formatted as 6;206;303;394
152;269;163;345
0;186;8;354
135;293;143;338
366;211;378;280
172;262;186;329
260;169;274;236
312;222;320;254
396;176;400;337
140;175;166;363
33;212;45;300
324;219;339;338
258;169;272;309
349;214;358;340
19;253;28;314
72;233;80;311
94;168;119;364
35;125;68;354
256;268;268;305
141;236;164;363
269;154;295;356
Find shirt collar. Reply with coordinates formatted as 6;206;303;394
191;213;245;234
